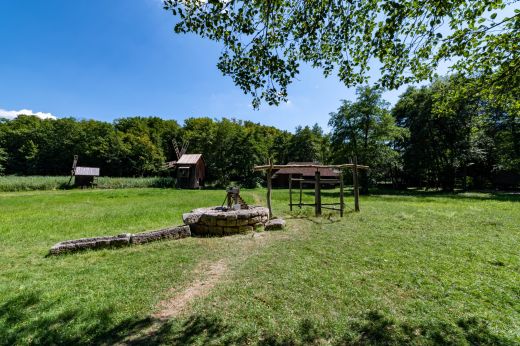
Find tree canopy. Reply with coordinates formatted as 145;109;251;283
0;74;517;190
164;0;519;107
329;86;402;191
0;115;329;187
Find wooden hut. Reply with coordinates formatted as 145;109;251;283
271;162;340;188
173;154;205;189
74;166;100;187
70;155;100;187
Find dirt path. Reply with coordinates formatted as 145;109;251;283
153;260;228;320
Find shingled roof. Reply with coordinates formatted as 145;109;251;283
176;154;203;165
273;162;339;177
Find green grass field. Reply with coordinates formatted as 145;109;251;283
0;188;519;345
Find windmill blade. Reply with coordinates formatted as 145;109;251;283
69;155;78;185
180;139;189;156
172;139;181;160
72;155;78;171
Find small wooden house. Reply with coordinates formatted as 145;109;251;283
173;154;205;189
271;162;340;188
74;166;100;187
70;155;100;187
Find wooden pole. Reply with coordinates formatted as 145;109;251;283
289;173;293;211
315;170;321;216
299;180;302;208
353;156;360;212
339;171;344;217
266;159;273;219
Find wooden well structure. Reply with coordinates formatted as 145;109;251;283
254;158;368;218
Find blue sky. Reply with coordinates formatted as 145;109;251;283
0;0;484;131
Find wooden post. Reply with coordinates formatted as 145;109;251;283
315;170;321;216
289;173;293;211
299;180;303;208
353;156;360;212
339;171;344;217
227;193;232;209
266;160;273;219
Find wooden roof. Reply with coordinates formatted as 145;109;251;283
254;163;369;171
75;166;100;176
273;162;339;177
176;154;203;165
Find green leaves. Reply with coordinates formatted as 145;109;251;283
165;0;519;108
328;86;400;187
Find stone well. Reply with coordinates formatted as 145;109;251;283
183;206;269;236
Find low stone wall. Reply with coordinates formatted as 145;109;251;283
183;206;269;236
49;225;190;255
131;226;191;244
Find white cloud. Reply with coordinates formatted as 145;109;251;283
0;108;57;120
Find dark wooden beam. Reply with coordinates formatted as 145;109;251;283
289;173;293;211
353;156;360;212
266;159;273;219
315;170;321;216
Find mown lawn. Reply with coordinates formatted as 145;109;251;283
0;188;519;345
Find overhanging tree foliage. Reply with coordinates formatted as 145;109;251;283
164;0;519;107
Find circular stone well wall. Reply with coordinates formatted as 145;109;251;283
182;206;269;236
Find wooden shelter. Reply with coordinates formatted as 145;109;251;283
69;155;100;188
167;154;205;189
254;158;368;218
272;162;340;187
165;139;205;189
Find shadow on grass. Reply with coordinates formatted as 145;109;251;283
1;291;514;345
285;212;352;225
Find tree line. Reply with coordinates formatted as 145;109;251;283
1;75;518;190
0;114;327;187
329;75;519;191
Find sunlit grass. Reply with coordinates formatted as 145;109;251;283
0;188;518;344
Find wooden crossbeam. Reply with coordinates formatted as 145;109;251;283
260;158;367;218
254;163;369;171
291;179;340;184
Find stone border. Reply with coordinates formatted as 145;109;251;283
48;225;190;255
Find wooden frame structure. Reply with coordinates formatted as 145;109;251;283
254;158;369;218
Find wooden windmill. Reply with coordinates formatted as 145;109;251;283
68;155;100;187
165;139;205;189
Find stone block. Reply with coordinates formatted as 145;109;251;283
183;212;202;225
248;216;262;225
200;214;216;226
49;234;132;255
236;218;250;226
239;225;254;233
265;218;286;231
131;225;190;244
217;219;228;227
